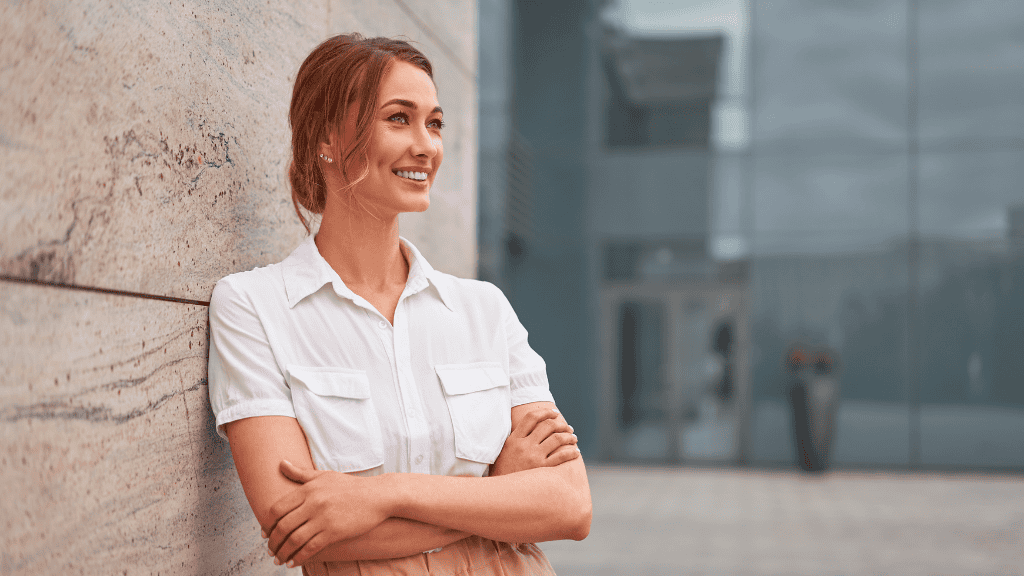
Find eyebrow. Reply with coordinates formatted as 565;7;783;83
380;98;443;115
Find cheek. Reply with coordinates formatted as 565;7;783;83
370;130;397;165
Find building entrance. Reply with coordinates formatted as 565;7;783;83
599;283;750;463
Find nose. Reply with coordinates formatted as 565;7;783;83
410;125;439;159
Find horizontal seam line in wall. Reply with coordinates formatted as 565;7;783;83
0;275;210;307
391;0;477;82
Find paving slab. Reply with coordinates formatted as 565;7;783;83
540;464;1023;576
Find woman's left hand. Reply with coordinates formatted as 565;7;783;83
491;407;579;477
263;460;391;567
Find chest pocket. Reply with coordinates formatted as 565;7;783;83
286;366;385;473
435;362;512;464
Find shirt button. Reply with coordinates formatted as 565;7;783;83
378;320;387;329
415;455;424;465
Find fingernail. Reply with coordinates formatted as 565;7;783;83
572;433;577;441
568;425;574;433
287;560;295;568
575;446;581;453
552;408;560;413
268;549;275;557
273;557;281;566
260;530;267;539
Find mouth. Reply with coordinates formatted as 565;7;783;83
393;169;428;182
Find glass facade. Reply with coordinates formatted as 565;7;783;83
739;0;1024;468
481;0;1023;469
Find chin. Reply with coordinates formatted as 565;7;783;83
408;197;430;213
394;194;430;214
407;187;431;212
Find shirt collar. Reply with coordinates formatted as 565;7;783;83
282;234;455;311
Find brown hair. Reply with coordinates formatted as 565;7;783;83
288;33;433;232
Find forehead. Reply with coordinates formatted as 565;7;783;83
378;61;439;109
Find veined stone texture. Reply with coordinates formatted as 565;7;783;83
0;0;477;574
0;0;478;300
0;283;271;573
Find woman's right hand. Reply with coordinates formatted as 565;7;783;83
264;461;393;567
490;407;579;476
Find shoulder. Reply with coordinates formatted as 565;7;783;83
429;272;513;317
209;263;285;317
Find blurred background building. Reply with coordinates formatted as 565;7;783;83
479;0;1024;471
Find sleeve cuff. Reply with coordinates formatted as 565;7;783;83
510;370;556;406
214;400;297;440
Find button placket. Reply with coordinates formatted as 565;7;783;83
365;308;408;472
393;306;431;474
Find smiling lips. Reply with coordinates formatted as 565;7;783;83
394;169;428;181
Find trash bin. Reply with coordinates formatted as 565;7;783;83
807;352;840;471
785;346;840;472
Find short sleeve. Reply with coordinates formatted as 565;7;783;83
207;276;295;439
496;288;556;407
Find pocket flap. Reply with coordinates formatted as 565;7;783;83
435;363;509;395
286;366;371;399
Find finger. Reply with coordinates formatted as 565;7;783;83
527;417;572;442
275;520;317;566
280;459;319;484
267;505;308;556
513;408;562;438
288;530;331;568
545;444;582;466
510;408;554;438
539;432;577;456
264;488;306;539
544;408;569;428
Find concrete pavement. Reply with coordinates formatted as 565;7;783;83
539;464;1023;576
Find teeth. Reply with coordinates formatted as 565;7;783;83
396;170;427;181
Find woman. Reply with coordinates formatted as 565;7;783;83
207;34;591;575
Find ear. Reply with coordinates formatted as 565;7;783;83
317;131;338;165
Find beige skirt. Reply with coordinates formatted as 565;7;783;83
302;535;557;576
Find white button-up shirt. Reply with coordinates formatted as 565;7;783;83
207;235;554;478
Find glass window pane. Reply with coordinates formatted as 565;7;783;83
917;149;1024;466
752;153;909;253
748;150;912;466
919;150;1024;241
753;0;908;148
919;0;1024;143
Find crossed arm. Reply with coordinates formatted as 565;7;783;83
225;401;591;567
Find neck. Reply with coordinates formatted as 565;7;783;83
314;198;408;291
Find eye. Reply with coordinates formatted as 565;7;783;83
428;118;445;130
387;112;409;124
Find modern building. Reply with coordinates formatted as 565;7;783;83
480;0;1024;471
480;0;750;463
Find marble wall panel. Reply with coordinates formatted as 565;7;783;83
0;283;284;574
1;0;478;299
331;0;477;77
1;1;477;571
329;0;479;279
0;0;326;300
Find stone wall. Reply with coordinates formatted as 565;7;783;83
0;1;477;573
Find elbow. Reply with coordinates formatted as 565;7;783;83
569;499;592;541
554;463;591;541
557;488;591;541
542;484;591;541
542;460;592;541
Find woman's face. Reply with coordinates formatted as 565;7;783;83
340;60;444;216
